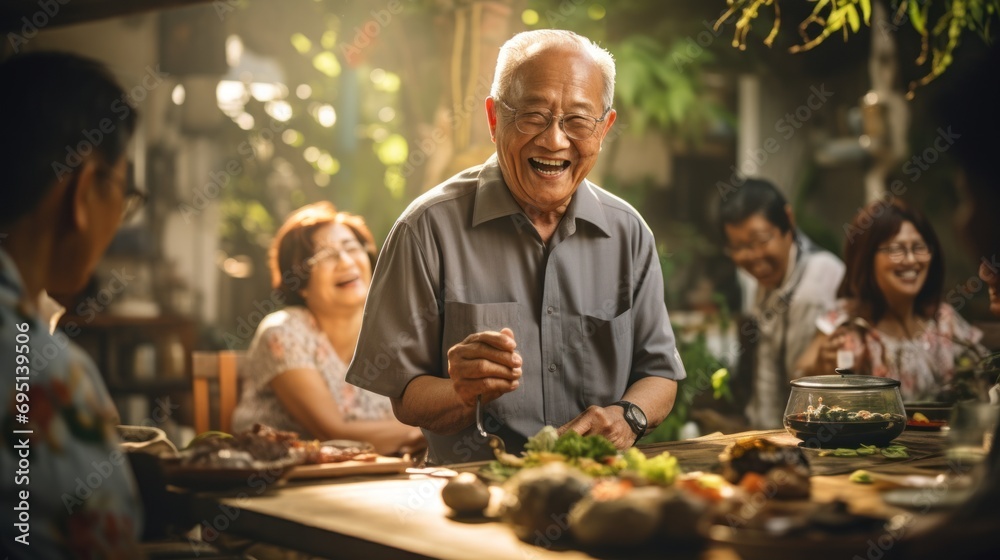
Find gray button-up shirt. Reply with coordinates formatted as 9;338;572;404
346;155;685;464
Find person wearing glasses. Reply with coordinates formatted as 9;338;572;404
231;202;424;456
797;199;986;402
718;178;845;428
0;52;144;558
345;29;686;464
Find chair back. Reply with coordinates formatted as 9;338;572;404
191;350;245;434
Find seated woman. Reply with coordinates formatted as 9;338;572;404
797;199;986;402
232;202;424;455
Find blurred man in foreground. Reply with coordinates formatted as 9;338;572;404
0;52;145;558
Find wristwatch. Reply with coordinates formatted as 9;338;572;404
611;400;647;444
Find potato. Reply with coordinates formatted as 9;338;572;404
441;472;491;516
568;486;662;547
500;462;592;542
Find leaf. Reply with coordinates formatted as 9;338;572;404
860;0;872;25
846;4;861;33
849;469;873;483
834;448;859;457
910;0;927;35
881;447;909;459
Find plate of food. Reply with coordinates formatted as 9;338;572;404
904;402;952;431
163;425;307;491
164;425;411;488
288;439;412;480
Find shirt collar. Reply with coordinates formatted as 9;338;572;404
471;154;612;237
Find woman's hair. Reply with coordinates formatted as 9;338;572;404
717;177;793;242
270;201;377;307
838;198;944;323
0;51;138;225
490;29;616;111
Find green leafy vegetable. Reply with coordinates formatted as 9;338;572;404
834;448;860;457
849;470;873;484
881;446;909;460
524;425;558;453
552;431;617;461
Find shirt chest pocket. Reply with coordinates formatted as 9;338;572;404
578;307;633;404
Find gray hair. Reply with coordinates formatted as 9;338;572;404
490;29;615;111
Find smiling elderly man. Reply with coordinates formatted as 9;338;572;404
346;29;686;464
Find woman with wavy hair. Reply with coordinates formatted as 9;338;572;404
797;198;986;402
232;202;424;455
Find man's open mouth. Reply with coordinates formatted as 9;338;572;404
529;157;570;175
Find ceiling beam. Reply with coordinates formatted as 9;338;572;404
0;0;217;33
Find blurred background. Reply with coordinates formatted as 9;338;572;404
4;0;996;439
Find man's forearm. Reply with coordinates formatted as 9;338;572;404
391;375;476;435
621;376;678;432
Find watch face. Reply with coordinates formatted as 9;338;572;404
625;403;647;432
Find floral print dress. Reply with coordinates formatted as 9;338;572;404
817;300;987;401
231;307;394;438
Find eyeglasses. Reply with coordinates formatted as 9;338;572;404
876;242;932;262
724;230;776;258
121;185;147;223
307;240;368;268
497;99;610;140
98;164;146;223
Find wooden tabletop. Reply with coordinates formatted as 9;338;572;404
185;429;956;560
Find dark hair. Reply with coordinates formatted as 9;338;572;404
271;201;377;307
718;178;793;242
838;199;944;323
0;51;138;225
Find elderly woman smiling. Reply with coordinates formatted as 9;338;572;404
797;199;986;402
232;202;424;455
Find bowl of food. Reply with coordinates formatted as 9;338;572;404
783;375;906;448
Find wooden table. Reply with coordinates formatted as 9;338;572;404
185;429;958;560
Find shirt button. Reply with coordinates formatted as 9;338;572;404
548;364;556;372
546;306;554;315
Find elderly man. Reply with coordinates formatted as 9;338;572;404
346;29;685;464
0;53;144;558
718;178;844;428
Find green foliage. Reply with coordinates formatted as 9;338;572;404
718;0;1000;97
611;36;730;144
641;330;730;443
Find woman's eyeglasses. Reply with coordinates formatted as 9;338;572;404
307;241;367;268
876;243;932;263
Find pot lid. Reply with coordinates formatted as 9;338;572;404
790;374;901;389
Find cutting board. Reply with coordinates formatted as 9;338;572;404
289;456;413;480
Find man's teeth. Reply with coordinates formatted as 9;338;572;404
529;157;569;175
896;270;918;280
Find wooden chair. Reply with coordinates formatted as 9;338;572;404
191;351;245;434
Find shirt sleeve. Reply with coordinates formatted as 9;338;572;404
346;220;443;397
786;253;846;374
628;218;686;384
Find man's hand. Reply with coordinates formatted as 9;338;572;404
446;327;522;407
558;405;636;450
